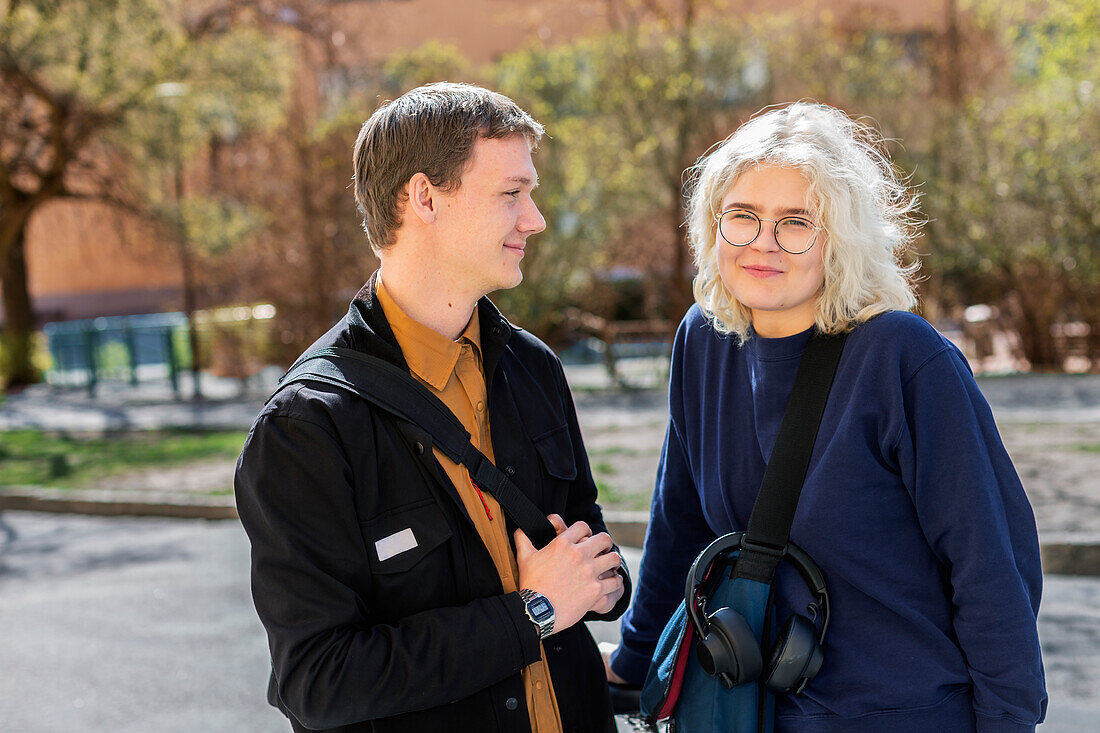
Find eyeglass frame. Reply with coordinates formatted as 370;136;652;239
713;208;824;255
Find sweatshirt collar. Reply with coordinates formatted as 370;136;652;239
746;324;815;362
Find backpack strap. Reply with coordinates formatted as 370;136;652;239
275;346;558;549
734;330;848;584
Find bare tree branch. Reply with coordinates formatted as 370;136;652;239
55;188;150;219
183;0;331;42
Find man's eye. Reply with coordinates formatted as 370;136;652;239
505;190;521;197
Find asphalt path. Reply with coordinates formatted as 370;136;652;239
1;511;1097;732
0;512;285;732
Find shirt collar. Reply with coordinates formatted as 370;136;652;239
376;278;482;391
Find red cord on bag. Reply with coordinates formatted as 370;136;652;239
659;623;696;720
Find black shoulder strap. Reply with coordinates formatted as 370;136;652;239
734;330;848;583
275;346;558;549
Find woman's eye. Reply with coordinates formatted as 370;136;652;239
785;218;812;229
729;212;755;221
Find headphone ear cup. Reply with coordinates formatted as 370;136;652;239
696;607;763;685
764;614;823;693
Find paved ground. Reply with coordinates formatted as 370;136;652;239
0;511;1094;732
0;512;284;732
3;368;1100;729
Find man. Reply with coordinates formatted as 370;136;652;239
235;82;630;733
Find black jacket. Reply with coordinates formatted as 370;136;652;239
235;275;630;732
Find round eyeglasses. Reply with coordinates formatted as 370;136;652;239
714;208;823;255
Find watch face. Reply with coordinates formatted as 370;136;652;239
529;599;551;619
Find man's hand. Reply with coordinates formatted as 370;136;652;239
592;564;625;615
514;514;624;634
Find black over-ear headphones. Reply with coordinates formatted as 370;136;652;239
685;531;829;694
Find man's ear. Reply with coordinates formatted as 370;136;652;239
406;172;437;224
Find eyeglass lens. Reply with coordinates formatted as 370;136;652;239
719;210;817;254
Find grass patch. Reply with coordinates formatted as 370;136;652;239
0;429;248;488
595;480;625;504
1072;443;1100;454
592;460;618;475
588;446;642;458
595;481;653;512
203;487;235;496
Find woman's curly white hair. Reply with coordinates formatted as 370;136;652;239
686;101;920;340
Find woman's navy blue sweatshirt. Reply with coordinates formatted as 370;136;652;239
611;307;1046;732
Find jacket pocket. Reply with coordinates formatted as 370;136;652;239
532;424;578;481
362;499;453;574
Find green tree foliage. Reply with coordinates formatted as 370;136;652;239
492;5;922;335
382;40;473;93
0;0;291;388
917;0;1100;369
492;39;625;336
497;12;767;328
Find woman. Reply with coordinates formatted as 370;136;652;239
605;102;1046;731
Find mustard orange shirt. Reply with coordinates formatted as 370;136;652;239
376;279;562;733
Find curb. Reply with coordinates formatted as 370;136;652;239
603;511;651;549
0;488;238;521
1040;543;1100;578
3;491;1098;577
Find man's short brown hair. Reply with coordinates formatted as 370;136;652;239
352;82;544;252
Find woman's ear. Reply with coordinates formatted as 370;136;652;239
406;172;436;223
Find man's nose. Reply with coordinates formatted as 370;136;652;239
520;196;546;235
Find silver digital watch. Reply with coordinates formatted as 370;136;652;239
519;588;555;640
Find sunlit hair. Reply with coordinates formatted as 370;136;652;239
686;101;920;340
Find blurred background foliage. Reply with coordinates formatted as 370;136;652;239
1;0;1098;388
915;0;1100;369
0;0;294;386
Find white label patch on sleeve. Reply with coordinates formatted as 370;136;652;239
375;528;418;562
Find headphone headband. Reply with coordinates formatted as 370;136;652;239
685;532;830;643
